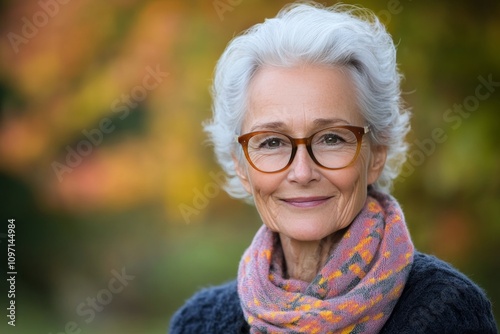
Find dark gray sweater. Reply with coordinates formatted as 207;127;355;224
169;252;497;333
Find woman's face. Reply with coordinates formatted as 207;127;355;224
235;65;387;241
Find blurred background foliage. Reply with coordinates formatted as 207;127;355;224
0;0;499;333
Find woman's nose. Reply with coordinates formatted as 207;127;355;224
286;145;320;184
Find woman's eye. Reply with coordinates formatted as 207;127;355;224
322;134;344;145
259;137;284;149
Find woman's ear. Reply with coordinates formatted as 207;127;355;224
232;154;253;195
367;145;387;185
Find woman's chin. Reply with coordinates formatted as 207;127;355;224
277;222;340;242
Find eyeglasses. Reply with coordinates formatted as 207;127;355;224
237;125;370;173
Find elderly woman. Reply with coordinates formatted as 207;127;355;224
170;2;497;333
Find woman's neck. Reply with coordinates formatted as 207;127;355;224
279;230;345;282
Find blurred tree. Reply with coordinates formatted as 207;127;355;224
0;0;498;332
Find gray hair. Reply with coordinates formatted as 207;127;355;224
204;2;411;201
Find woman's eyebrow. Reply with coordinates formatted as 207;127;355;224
312;118;349;127
248;118;351;132
249;121;287;132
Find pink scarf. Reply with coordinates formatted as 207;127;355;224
238;190;414;334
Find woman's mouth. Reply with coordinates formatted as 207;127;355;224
281;196;333;208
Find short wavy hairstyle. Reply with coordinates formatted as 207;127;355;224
204;2;411;201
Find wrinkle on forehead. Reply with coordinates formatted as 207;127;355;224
243;65;363;135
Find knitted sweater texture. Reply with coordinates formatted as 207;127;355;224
169;252;497;334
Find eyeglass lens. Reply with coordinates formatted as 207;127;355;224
246;127;359;172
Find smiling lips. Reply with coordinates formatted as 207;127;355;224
281;196;333;208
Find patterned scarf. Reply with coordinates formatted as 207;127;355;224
237;190;414;334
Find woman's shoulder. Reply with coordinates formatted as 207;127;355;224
168;280;247;334
382;251;498;333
